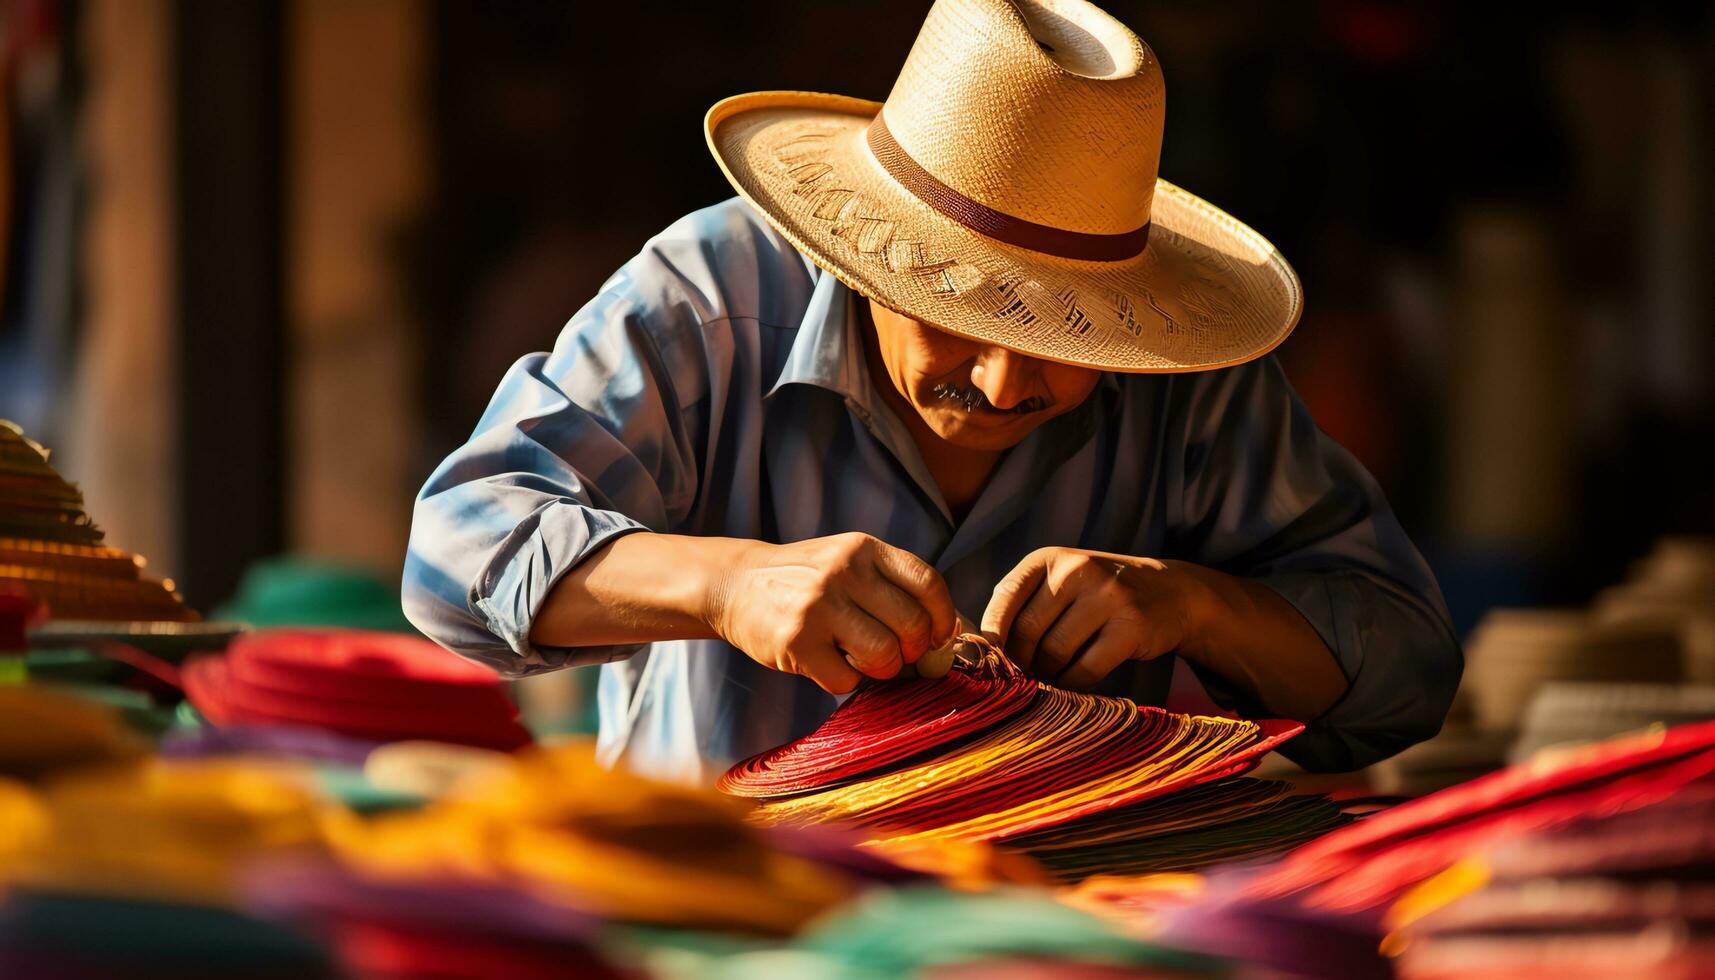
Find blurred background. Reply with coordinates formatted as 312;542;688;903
2;0;1711;636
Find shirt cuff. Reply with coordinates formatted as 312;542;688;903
1234;569;1457;772
472;500;652;674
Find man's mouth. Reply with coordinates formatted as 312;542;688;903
930;382;1048;417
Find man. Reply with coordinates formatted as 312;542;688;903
404;0;1461;784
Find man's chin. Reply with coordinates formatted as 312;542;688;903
929;415;1039;451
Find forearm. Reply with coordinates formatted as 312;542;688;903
529;532;746;648
1167;560;1349;721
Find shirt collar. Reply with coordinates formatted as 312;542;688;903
764;271;874;407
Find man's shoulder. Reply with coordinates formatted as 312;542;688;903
1102;356;1289;429
658;196;797;258
633;197;821;331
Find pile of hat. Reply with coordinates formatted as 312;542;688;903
1462;608;1682;733
0;420;195;623
1371;536;1715;796
1510;681;1715;763
183;629;533;751
1593;535;1715;683
1466;539;1715;761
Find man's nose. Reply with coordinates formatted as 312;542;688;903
971;346;1036;411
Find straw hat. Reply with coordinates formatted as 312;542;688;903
704;0;1302;373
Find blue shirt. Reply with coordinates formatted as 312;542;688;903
403;198;1461;784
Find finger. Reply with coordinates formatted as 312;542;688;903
981;553;1049;647
1033;594;1110;679
831;599;905;680
850;573;936;663
870;542;957;648
1057;625;1139;692
1008;571;1082;676
795;644;864;695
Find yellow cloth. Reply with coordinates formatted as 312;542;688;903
10;759;331;906
0;778;48;879
0;685;147;780
330;742;856;934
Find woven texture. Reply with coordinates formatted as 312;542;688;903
721;643;1323;878
718;647;1038;798
704;0;1302;373
0;420;196;622
881;0;1161;234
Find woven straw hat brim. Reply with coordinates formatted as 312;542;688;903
706;91;1303;374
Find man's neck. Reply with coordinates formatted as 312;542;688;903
897;397;1003;525
858;315;1002;524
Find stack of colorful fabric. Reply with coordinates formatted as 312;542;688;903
0;685;339;978
257;742;1205;978
246;860;630;980
0;683;148;778
1250;717;1715;913
184;629;532;751
0;672;1233;978
7;759;331;907
723;641;1346;881
0;420;197;623
322;744;859;936
703;886;1225;979
1114;717;1715;978
1387;794;1715;979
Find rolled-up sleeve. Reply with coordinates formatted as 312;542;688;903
1167;357;1463;771
403;229;724;676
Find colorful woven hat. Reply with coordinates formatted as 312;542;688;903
705;0;1301;373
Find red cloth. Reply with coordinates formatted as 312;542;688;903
185;629;531;751
1253;719;1715;910
0;591;46;652
718;650;1038;798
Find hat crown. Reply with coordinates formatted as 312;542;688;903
880;0;1164;238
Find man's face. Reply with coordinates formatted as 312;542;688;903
864;299;1102;452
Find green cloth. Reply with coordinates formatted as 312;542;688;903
314;766;426;814
214;557;417;634
0;891;336;979
702;886;1225;978
32;681;176;737
18;648;125;686
174;699;207;729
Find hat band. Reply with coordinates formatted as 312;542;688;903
866;115;1149;262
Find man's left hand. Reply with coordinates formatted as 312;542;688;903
981;547;1206;690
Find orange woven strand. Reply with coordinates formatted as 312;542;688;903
751;647;1282;843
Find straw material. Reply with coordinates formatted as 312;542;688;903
0;420;197;623
1462;609;1682;732
705;0;1301;373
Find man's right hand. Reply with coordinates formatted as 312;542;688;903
705;532;957;694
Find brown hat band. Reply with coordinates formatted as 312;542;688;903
865;114;1149;262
